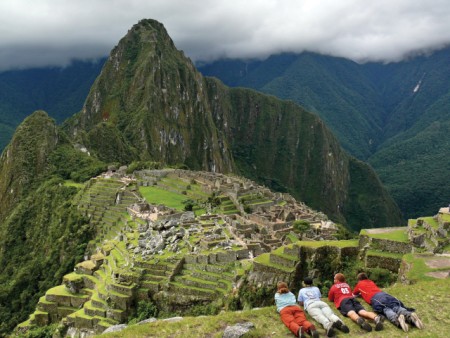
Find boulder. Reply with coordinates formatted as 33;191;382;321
102;324;127;334
222;322;255;338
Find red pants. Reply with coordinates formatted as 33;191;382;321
280;305;315;336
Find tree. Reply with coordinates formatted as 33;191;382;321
292;220;311;240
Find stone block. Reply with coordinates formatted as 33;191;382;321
216;251;237;263
46;294;72;307
184;255;198;264
71;295;89;308
74;314;93;329
197;254;209;264
269;253;297;268
366;254;401;272
106;308;127;322
34;311;49;326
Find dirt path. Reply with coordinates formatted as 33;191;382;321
365;226;406;234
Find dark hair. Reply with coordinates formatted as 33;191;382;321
334;273;345;282
357;272;368;281
303;277;313;285
277;281;289;294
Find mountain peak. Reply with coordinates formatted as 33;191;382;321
0;110;59;221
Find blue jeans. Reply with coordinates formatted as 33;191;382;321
371;292;411;323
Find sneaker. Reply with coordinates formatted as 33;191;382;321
298;326;307;338
409;312;424;329
357;317;372;332
326;324;336;337
374;315;384;331
398;314;409;332
310;328;319;338
332;320;350;333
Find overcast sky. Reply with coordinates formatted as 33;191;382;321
1;0;450;71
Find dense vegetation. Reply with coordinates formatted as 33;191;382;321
198;49;450;218
0;112;106;335
0;178;93;335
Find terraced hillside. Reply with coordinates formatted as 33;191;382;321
16;169;449;336
15;169;337;335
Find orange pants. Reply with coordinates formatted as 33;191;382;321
280;305;315;336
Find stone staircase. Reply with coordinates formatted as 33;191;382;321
168;256;236;302
18;176;143;333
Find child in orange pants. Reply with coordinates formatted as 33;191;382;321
275;281;318;337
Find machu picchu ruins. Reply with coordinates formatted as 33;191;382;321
16;168;450;336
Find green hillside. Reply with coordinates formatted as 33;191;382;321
198;50;450;219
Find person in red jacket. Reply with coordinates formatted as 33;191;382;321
328;273;383;332
353;272;424;332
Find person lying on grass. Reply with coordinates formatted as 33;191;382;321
328;273;384;332
298;277;350;337
275;281;319;337
353;272;424;332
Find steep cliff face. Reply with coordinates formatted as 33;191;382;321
0;111;59;222
205;79;402;228
67;19;234;172
64;19;401;228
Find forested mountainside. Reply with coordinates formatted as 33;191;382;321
64;19;401;229
0;59;105;151
198;49;450;218
0;19;402;334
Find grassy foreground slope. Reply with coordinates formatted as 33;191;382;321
100;278;449;338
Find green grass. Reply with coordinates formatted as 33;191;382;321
421;217;439;229
63;180;85;188
367;249;404;259
98;279;450;338
139;186;188;210
253;253;294;273
440;213;450;222
296;239;359;248
402;253;450;282
360;228;409;242
46;285;88;298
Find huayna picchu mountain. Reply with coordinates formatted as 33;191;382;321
64;19;401;229
0;19;402;335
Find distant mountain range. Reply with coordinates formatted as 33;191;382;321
0;59;105;151
2;49;447;220
197;50;450;218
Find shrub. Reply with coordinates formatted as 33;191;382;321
128;300;159;324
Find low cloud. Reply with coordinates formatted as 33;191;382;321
1;0;450;71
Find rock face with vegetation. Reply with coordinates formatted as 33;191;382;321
198;50;450;220
65;19;401;230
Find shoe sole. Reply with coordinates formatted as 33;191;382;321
410;313;424;329
326;327;336;337
398;314;409;332
340;325;350;333
361;322;372;332
374;315;384;331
